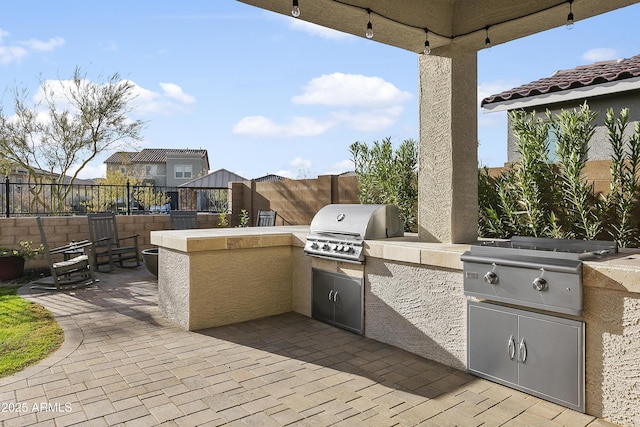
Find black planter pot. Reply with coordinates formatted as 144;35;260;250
0;256;26;281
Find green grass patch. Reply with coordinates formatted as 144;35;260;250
0;286;64;377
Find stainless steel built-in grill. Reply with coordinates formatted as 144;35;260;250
461;236;618;413
304;204;404;264
306;204;404;335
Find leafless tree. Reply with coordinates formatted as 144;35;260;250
0;67;145;213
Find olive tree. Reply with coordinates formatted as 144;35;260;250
350;137;418;231
0;67;145;213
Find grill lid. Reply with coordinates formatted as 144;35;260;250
308;204;404;241
305;204;404;263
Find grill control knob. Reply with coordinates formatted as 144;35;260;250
311;242;319;249
484;271;498;285
532;277;548;291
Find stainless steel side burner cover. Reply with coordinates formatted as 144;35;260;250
305;204;404;263
461;236;617;316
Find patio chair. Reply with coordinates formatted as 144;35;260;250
87;213;141;272
169;210;198;230
256;210;277;226
30;217;98;291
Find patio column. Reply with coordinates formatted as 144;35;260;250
418;45;478;243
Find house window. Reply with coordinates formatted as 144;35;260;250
146;165;158;176
175;165;192;179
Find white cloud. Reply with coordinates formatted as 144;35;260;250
21;37;65;52
234;73;411;138
160;82;195;104
324;159;354;175
288;19;353;41
274;157;315;179
28;77;193;118
292;73;412;108
581;48;618;63
274;169;296;179
69;162;107;180
289;157;312;170
232;115;336;138
0;45;29;65
0;30;65;64
130;81;195;116
331;106;404;132
477;80;520;106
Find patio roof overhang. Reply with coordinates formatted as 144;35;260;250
237;0;640;244
237;0;638;53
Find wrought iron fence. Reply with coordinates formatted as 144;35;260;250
1;178;229;217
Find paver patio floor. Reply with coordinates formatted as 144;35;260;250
0;267;619;426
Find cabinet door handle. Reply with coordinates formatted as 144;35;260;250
519;338;527;363
333;291;339;302
328;290;333;301
507;335;516;360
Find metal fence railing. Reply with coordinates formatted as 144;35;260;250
1;178;229;217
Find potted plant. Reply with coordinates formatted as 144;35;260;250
0;240;44;281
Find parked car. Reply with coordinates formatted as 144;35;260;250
149;203;171;213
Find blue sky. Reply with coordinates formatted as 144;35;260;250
1;1;640;180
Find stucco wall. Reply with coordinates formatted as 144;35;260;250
583;285;640;426
160;246;294;331
291;247;312;317
364;257;467;370
158;248;191;329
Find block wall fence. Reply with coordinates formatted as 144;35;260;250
0;174;360;271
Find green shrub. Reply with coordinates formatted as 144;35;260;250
350;137;418;231
479;104;640;247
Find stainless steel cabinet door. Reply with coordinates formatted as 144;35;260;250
333;274;363;334
467;302;519;385
466;301;584;412
312;269;335;323
517;312;584;410
312;269;363;334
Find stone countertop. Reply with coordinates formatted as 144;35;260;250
151;227;640;294
150;226;310;253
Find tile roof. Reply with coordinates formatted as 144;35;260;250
104;152;137;163
104;149;208;164
482;54;640;107
254;174;287;182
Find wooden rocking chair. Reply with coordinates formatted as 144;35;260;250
87;213;141;272
30;217;98;291
256;210;277;226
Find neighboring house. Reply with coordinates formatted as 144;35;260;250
253;174;287;182
5;165;95;186
104;148;210;187
179;168;247;212
482;55;640;164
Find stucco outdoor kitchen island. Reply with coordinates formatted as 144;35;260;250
150;226;640;425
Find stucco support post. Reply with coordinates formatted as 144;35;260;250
418;46;478;243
